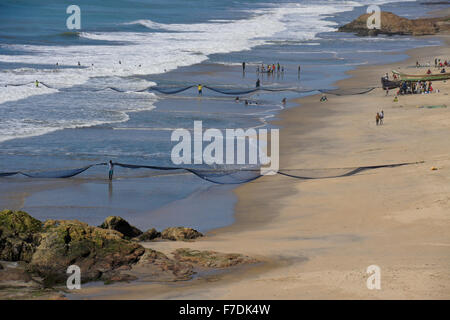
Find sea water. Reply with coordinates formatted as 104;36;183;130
0;0;445;231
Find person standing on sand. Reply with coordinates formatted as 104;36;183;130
376;113;380;126
379;110;384;125
108;160;114;181
242;62;246;72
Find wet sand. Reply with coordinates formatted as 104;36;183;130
68;33;450;299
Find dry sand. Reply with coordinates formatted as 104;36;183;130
72;36;450;300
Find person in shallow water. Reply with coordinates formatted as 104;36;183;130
35;80;39;87
256;79;260;88
198;84;203;95
108;160;114;180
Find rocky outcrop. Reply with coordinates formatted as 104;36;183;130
1;210;258;297
134;228;161;241
99;216;143;239
338;11;450;36
28;219;145;284
0;210;42;262
172;248;258;268
130;249;194;282
161;227;203;241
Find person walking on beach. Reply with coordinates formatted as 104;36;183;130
108;160;114;181
376;113;380;126
379;110;384;125
198;84;203;95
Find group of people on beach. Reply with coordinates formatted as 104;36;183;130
399;80;434;95
256;62;285;75
434;58;448;68
426;68;447;74
415;59;448;69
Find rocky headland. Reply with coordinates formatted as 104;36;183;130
0;210;257;299
338;11;450;36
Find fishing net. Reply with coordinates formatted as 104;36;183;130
318;87;377;96
203;86;259;95
1;164;103;179
0;161;420;184
148;85;195;94
2;81;379;97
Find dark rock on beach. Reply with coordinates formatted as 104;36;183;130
99;216;143;238
0;210;43;262
130;249;194;282
28;219;145;284
161;227;203;241
172;248;258;268
134;228;161;241
0;210;258;297
338;11;450;36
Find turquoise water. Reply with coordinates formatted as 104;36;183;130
0;0;446;230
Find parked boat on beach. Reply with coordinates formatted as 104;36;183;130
392;70;450;82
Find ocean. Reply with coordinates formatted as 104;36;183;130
0;0;446;231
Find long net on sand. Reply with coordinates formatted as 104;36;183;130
318;87;377;96
3;81;379;96
0;161;420;184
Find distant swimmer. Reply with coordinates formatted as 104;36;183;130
256;79;260;88
35;80;39;87
198;84;203;95
108;160;114;180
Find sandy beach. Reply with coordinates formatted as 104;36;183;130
2;3;450;301
66;33;450;300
